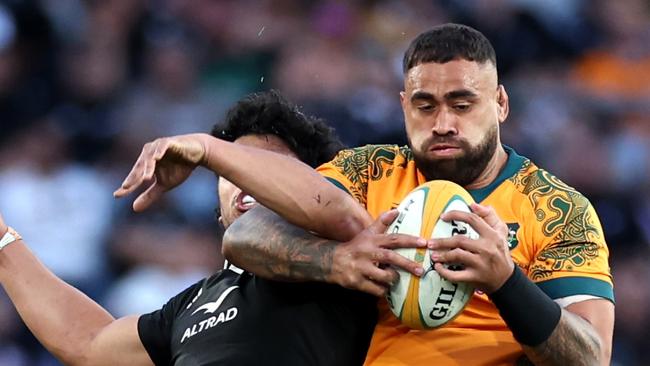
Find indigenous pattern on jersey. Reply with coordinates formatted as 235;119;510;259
138;269;377;366
318;144;613;366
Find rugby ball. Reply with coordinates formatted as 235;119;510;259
386;180;478;330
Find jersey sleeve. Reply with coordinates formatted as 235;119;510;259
316;146;371;207
526;186;614;303
137;278;205;365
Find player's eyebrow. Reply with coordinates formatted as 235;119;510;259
410;89;478;103
444;89;478;100
410;91;435;102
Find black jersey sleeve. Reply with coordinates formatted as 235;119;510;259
137;278;205;365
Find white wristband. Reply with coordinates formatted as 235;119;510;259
0;227;21;250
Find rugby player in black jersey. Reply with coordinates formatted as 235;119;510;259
0;90;385;366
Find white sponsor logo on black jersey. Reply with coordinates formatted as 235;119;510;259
181;285;239;343
192;286;239;315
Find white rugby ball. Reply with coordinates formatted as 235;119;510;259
385;180;478;330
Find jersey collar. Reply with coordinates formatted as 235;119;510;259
468;145;526;203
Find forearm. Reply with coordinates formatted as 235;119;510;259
199;134;371;240
489;267;607;366
522;309;601;366
222;206;340;282
0;241;115;365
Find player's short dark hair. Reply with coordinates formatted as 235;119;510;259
211;90;344;168
403;23;496;74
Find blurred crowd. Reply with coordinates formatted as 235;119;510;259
0;0;647;365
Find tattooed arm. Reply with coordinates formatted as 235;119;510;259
222;206;426;296
223;206;337;282
522;299;613;366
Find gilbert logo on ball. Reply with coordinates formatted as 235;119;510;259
386;180;477;330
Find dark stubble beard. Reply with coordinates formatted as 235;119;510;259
409;124;498;187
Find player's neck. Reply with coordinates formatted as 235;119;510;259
464;145;508;190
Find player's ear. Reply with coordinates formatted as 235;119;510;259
400;91;407;108
496;85;509;123
215;209;224;228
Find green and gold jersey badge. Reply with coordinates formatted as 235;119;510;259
506;223;520;250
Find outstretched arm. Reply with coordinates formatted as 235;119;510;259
114;134;370;241
0;218;153;366
223;206;426;296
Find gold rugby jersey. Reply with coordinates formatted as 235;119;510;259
317;144;613;366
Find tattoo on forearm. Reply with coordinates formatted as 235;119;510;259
522;310;601;366
224;206;337;282
261;220;335;282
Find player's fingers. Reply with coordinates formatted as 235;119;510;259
370;248;423;277
114;144;153;197
364;265;399;287
469;203;493;222
367;210;399;235
152;138;170;161
143;141;167;182
428;235;481;253
340;269;387;297
114;169;143;197
434;262;475;284
470;203;508;237
430;248;478;269
440;210;491;237
132;181;166;212
379;209;399;226
379;233;427;249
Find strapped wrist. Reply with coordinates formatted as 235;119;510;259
0;227;22;250
488;265;561;346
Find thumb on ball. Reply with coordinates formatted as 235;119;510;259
368;209;399;234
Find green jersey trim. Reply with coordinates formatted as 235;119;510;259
326;176;351;195
469;145;526;203
536;276;615;303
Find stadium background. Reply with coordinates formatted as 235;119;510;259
0;0;647;364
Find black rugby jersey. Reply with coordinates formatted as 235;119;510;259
138;268;377;366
